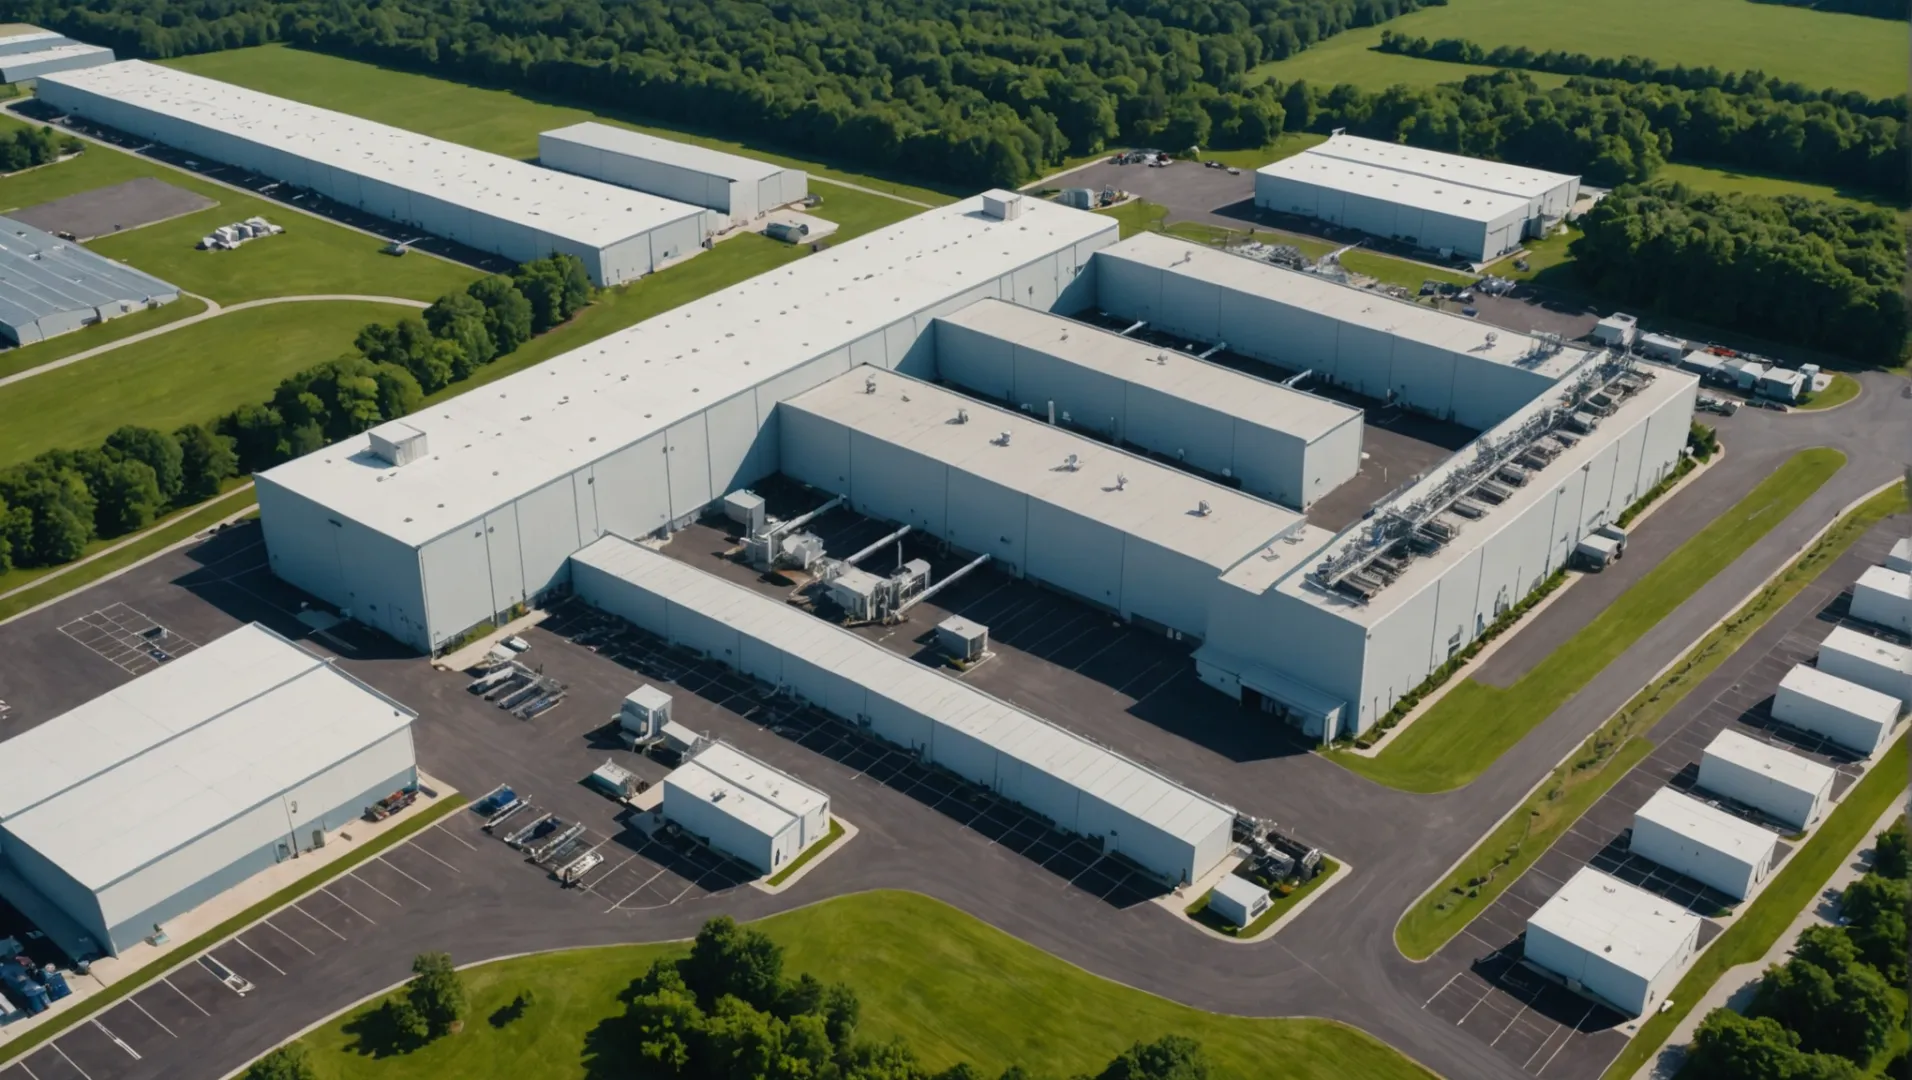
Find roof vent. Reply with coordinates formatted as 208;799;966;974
995;431;1013;446
1196;500;1211;516
1115;473;1128;491
864;374;877;394
1063;454;1079;471
955;408;969;424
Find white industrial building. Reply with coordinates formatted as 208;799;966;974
0;216;180;345
660;740;830;875
1524;867;1702;1017
539;122;806;232
931;299;1364;509
0;42;113;84
1772;664;1900;757
1697;729;1835;830
35;61;710;285
1817;626;1912;705
1852;565;1912;634
1630;788;1777;901
0;624;417;957
1091;234;1586;431
1254;134;1579;261
1887;538;1912;574
779;368;1305;640
569;535;1236;884
254;192;1116;652
0;29;67;56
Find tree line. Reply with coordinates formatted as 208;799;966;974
1569;181;1906;363
1;123;81;173
1375;32;1904;119
0;253;591;574
1747;0;1905;19
1682;816;1909;1080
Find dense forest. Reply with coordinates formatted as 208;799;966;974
1748;0;1904;19
1570;182;1906;363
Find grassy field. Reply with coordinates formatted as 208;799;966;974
1251;43;1569;91
165;45;954;207
0;300;410;467
1605;733;1911;1080
0;114;479;304
290;891;1436;1080
1249;0;1899;98
1336;448;1846;793
1657;163;1906;213
0;296;207;381
1797;373;1863;411
1396;479;1909;958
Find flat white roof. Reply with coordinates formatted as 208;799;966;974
0;30;62;49
1635;788;1776;865
260;193;1115;546
1780;664;1902;723
1101;235;1588;378
1528;867;1702;983
784;368;1302;571
666;740;827;838
1858;564;1912;597
38;61;704;249
2;42;110;66
1822;625;1912;674
1703;729;1837;795
936;299;1361;442
573;536;1236;848
1888;537;1911;570
0;624;414;890
1305;133;1578;201
542;122;791;183
1258;152;1530;225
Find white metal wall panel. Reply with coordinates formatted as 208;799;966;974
573;470;602;540
1430;545;1488;662
935;320;1016;399
1580;440;1621;531
1362;580;1441;722
1546;465;1589;569
1629;811;1767;900
932;725;1001;788
594;434;673;538
665;416;713;522
703;390;767;509
1123;385;1228;467
1120;538;1216;639
777;406;851;491
1697;748;1830;830
482;509;525;612
945;470;1028;575
514;479;583;601
1333;323;1396;402
1524;925;1653;1016
1026;502;1124;612
669;601;743;663
1156;270;1223;342
282;729;417;839
848;433;948;535
422;526;496;649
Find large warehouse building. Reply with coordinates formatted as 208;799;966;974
571;535;1235;884
931;299;1364;509
1255;134;1579;261
0;624;418;958
0;41;113;84
255;191;1117;652
540;122;807;232
661;740;831;876
1524;867;1702;1016
36;61;709;285
0;216;179;344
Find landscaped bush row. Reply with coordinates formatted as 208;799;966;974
0;254;591;574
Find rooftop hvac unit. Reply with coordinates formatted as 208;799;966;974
619;684;673;739
935;616;989;663
981;191;1024;221
1473;480;1512;505
1566;411;1599;434
367;420;428;466
894;558;931;594
1450;499;1487;520
780;531;825;571
723;489;767;535
1496;464;1530;486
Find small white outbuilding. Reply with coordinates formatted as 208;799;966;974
1852;565;1912;634
1816;626;1912;706
1697;729;1835;830
1630;788;1777;901
1772;664;1901;757
1525;867;1702;1017
1207;873;1271;928
1887;538;1912;574
660;740;830;877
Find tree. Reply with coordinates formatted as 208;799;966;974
0;460;95;565
423;291;497;375
220;403;288;473
1874;815;1908;879
403;951;466;1038
174;423;239;500
554;253;594;318
681;916;785;1012
1097;1036;1208;1080
467;275;533;353
104;426;184;503
1683;1009;1862;1080
243;1044;317;1080
513;260;567;334
627;960;701;1073
1842;873;1910;983
383;997;429;1044
91;457;163;535
1824;964;1899;1063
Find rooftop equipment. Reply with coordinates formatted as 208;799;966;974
722;489;767;535
586;759;641;800
619;684;674;741
935;616;990;663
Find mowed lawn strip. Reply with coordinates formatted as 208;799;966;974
0;299;413;467
290;891;1437;1080
1795;372;1862;411
1602;732;1911;1080
0;295;208;381
1395;479;1906;959
1338;447;1846;793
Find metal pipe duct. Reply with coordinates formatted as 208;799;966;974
898;553;992;615
844;525;912;566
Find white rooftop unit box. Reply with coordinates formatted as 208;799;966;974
1697;729;1835;830
1592;313;1638;348
1817;626;1912;705
366;421;428;466
936;616;989;662
1629;788;1777;900
982;190;1024;221
619;684;674;739
1524;867;1702;1017
659;740;829;876
1886;538;1912;574
1852;565;1912;634
1636;333;1686;363
1772;664;1900;757
1206;873;1270;928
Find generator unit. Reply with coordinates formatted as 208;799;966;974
619;684;673;740
935;616;990;662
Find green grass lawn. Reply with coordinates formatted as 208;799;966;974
291;891;1436;1080
1606;733;1911;1080
764;819;846;886
1796;372;1863;411
1249;0;1898;98
1339;250;1475;290
1656;162;1906;213
1250;43;1571;92
1187;859;1343;938
0;300;410;467
165;45;955;207
1336;448;1846;793
0;296;207;381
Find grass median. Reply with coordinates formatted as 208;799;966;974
1795;372;1862;411
1396;478;1907;960
0;795;466;1066
764;818;846;886
1338;447;1846;794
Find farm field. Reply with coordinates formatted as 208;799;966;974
1250;0;1899;98
0;299;411;468
288;892;1436;1080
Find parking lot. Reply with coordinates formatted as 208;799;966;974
8;178;215;241
57;604;199;677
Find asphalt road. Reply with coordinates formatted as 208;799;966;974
0;370;1905;1080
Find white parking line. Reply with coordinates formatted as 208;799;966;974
92;1017;140;1060
1423;972;1462;1008
1455;980;1494;1025
347;870;403;906
162;976;211;1017
127;996;176;1038
606;867;668;913
377;853;433;890
290;902;348;941
50;1044;92;1080
15;1059;41;1079
320;885;378;925
1536;1003;1598;1076
262;917;317;954
582;853;639;895
234;935;287;975
411;838;466;872
432;823;479;851
1490;982;1545;1047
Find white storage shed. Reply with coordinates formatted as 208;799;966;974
1852;565;1912;634
1772;664;1900;757
568;535;1236;885
1697;729;1835;830
660;740;830;876
539;122;806;231
1524;867;1702;1017
1206;873;1270;928
0;624;417;957
1636;333;1687;364
1630;788;1777;900
1817;626;1912;706
1886;538;1912;574
931;300;1364;509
